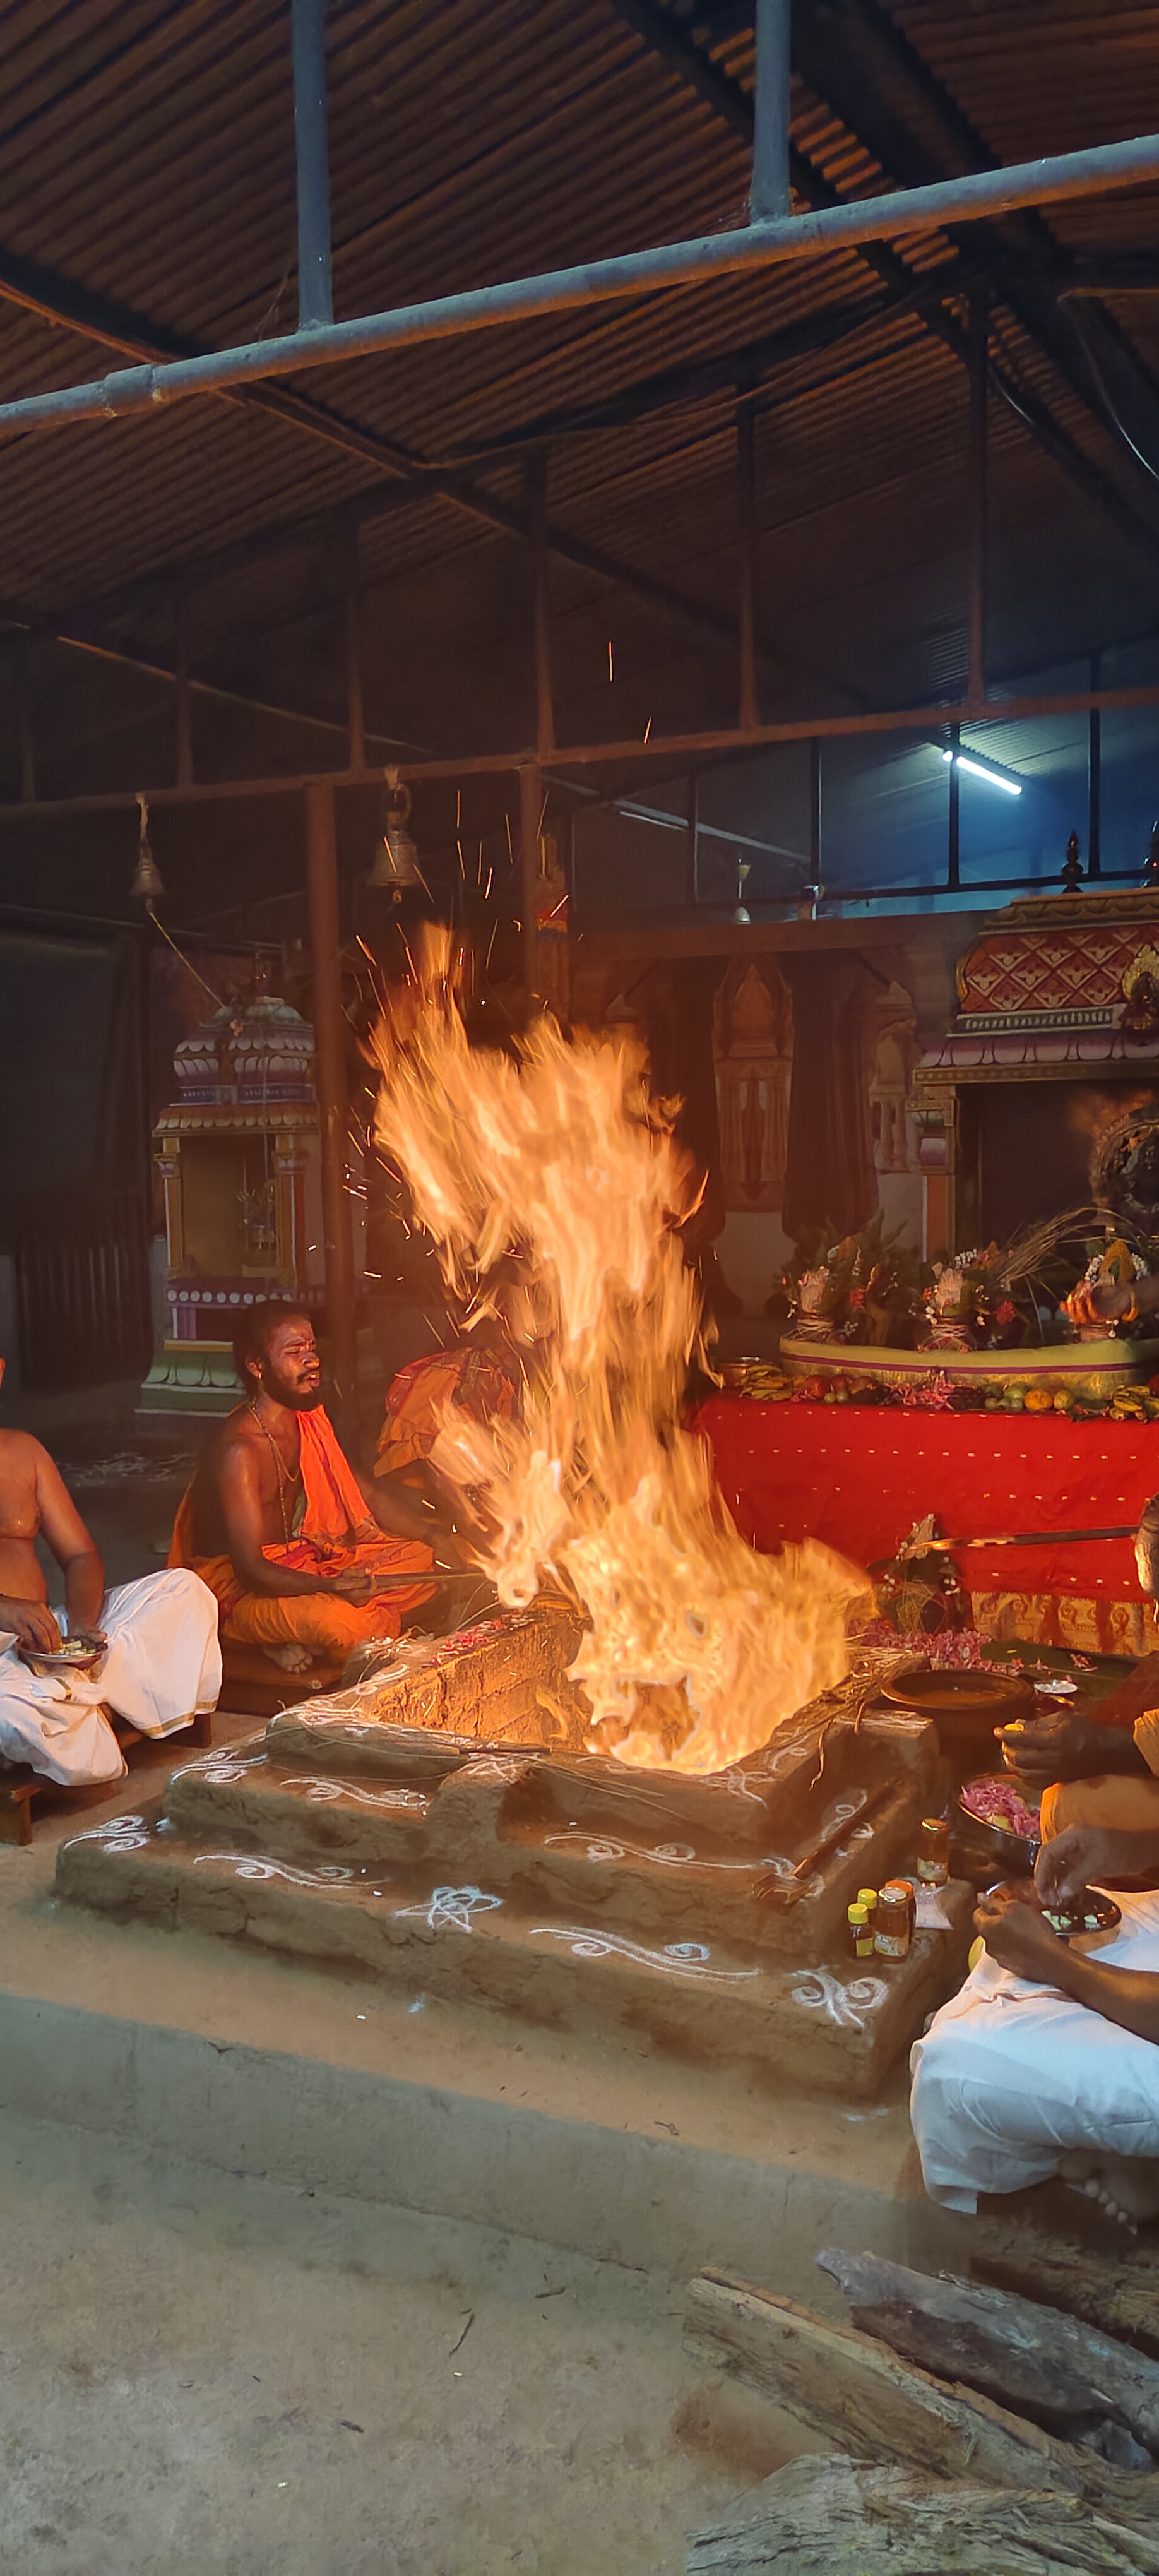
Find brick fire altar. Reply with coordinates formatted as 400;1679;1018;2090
56;1611;971;2099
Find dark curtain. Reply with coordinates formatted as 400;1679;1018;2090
0;932;139;1246
780;951;878;1247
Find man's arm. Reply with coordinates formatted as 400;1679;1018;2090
218;1440;369;1599
34;1446;105;1633
978;1890;1159;2047
996;1709;1150;1784
352;1462;473;1565
1037;1823;1159;1904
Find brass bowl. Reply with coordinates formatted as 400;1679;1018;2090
881;1664;1035;1753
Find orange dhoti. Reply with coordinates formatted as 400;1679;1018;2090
170;1405;434;1662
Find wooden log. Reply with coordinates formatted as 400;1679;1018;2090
971;2219;1159;2362
685;2454;1159;2574
817;2246;1159;2456
683;2274;1159;2526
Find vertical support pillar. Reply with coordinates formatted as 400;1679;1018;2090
736;391;759;732
174;579;193;789
345;522;366;774
686;774;699;907
15;636;34;803
520;761;544;997
304;778;358;1429
968;292;989;707
751;0;792;222
948;722;961;891
809;737;821;897
528;449;555;759
292;0;333;330
1088;649;1102;877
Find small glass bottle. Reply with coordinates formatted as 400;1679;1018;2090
847;1901;876;1962
917;1818;950;1887
875;1882;913;1960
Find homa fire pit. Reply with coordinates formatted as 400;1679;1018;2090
56;1612;972;2097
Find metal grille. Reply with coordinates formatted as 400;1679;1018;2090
13;1191;153;1392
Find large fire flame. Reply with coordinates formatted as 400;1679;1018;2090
371;946;868;1772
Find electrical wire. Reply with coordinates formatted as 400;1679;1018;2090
1060;290;1159;489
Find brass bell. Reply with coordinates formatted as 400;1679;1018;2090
368;767;423;897
130;792;165;908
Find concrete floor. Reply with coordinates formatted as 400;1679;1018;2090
0;2106;814;2576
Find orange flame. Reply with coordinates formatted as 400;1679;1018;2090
371;942;868;1772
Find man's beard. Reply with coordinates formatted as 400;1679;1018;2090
261;1369;324;1412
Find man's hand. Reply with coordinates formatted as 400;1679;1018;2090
327;1568;374;1604
975;1885;1069;1983
0;1597;62;1653
996;1709;1102;1783
1036;1824;1122;1909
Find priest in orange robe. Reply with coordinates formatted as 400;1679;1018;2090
170;1304;454;1672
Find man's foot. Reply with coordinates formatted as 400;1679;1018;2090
1060;2149;1159;2231
264;1642;314;1674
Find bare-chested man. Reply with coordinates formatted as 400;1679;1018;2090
0;1361;221;1784
170;1304;460;1673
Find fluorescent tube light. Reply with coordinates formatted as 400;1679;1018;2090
942;748;1022;796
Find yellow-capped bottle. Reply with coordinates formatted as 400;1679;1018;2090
848;1901;875;1961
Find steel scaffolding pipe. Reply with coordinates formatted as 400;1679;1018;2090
751;0;792;222
291;0;334;331
3;133;1159;432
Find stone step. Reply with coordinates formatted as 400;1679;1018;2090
164;1739;923;1961
55;1803;973;2101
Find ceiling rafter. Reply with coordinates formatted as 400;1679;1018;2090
788;0;1159;497
605;0;1159;568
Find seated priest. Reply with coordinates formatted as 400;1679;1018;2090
0;1377;220;1786
170;1303;457;1674
374;1265;545;1538
989;1498;1159;1838
911;1822;1159;2229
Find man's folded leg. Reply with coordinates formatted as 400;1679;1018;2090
97;1567;222;1739
222;1589;398;1662
0;1649;126;1785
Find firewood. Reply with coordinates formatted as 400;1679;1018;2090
684;2454;1159;2574
971;2219;1159;2362
683;2274;1159;2527
817;2246;1159;2457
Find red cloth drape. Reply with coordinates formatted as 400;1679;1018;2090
696;1395;1159;1604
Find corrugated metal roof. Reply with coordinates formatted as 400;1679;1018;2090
1;0;1158;794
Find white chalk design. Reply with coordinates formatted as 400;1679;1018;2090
64;1813;150;1851
278;1774;429;1813
176;1752;267;1784
790;1968;886;2027
191;1852;359;1890
543;1832;765;1872
534;1928;758;1981
397;1884;504;1933
453;1756;528;1784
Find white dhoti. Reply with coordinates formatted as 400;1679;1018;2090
0;1569;222;1787
911;1889;1159;2212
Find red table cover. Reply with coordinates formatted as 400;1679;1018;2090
696;1395;1159;1609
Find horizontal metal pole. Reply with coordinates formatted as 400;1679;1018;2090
3;133;1159;431
3;680;1159;821
393;681;1159;782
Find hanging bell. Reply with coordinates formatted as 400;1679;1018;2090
367;766;422;897
130;792;165;908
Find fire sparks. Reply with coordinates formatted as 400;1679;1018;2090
371;937;867;1772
